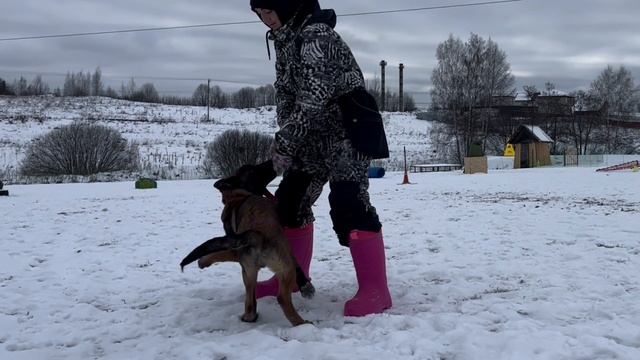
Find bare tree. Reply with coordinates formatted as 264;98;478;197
27;75;50;96
131;83;160;103
590;65;637;152
431;35;465;159
365;75;382;106
91;67;103;96
192;83;209;106
544;81;556;94
523;84;539;100
232;87;257;108
0;78;13;95
12;77;28;96
210;85;229;108
63;71;91;97
569;90;602;154
103;86;119;99
254;84;276;107
120;78;137;99
431;33;515;161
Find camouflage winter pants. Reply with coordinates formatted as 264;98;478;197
275;138;382;247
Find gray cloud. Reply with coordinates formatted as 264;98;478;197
1;0;638;99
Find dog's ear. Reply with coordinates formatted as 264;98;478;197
255;160;277;187
247;160;277;195
214;177;235;191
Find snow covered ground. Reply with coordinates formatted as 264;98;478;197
2;167;640;359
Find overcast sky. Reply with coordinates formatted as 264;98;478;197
1;0;639;104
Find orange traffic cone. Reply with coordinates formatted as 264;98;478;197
402;169;410;184
401;146;411;184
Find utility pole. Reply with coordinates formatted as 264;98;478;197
207;78;211;122
399;63;405;112
380;60;387;112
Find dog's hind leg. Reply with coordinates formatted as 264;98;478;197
276;268;310;326
240;263;259;323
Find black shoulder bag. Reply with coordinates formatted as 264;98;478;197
338;88;390;159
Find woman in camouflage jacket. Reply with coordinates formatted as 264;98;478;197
250;0;391;317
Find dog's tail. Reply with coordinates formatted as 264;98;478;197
180;235;246;272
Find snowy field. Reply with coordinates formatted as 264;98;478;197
2;167;640;359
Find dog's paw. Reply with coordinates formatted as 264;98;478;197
293;319;314;327
241;313;259;323
300;282;315;299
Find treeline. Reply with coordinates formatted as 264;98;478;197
429;33;640;161
0;68;277;109
0;67;416;111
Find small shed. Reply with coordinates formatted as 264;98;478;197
508;125;553;169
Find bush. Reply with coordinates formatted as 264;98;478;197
203;129;274;178
21;122;139;176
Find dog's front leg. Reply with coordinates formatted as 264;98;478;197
240;263;259;323
277;269;310;326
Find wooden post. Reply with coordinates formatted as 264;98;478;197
206;78;211;122
380;60;387;112
399;63;405;112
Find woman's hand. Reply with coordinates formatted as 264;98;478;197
272;151;292;174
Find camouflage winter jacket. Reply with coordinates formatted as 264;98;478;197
270;9;365;164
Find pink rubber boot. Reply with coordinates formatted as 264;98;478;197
255;223;314;299
344;230;392;317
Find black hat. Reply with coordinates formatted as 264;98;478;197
250;0;319;27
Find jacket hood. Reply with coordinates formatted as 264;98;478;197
306;9;336;29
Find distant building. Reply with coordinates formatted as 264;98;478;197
493;91;575;118
508;125;554;168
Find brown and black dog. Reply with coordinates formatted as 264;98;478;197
180;161;314;326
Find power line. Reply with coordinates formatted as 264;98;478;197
0;0;524;42
340;0;523;17
0;69;262;86
0;21;259;42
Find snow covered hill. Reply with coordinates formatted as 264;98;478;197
0;96;433;182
